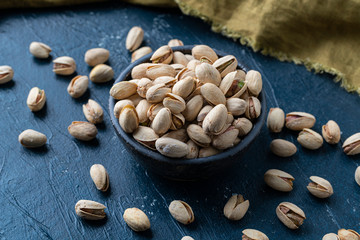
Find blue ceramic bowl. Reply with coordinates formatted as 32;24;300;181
109;46;266;180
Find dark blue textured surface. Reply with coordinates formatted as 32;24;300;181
0;3;359;239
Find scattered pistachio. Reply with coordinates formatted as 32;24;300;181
53;56;76;75
242;229;269;240
84;48;110;66
0;65;14;84
68;121;98;141
29;41;51;58
26;87;46;112
168;39;184;47
270;139;297;157
126;26;144;52
89;64;114;83
276;202;306;229
18;129;47;148
285;112;316;131
338;229;360;240
264;169;294;192
342;133;360;155
307;176;333;198
123;207;150;232
322;233;340;240
223;194;249;221
90;164;109;192
355;166;360;187
321;120;341;144
297;128;323;150
168;200;194;225
83;99;103;124
75;200;106;220
267;107;285;133
67;75;89;98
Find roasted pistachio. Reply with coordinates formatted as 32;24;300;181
338;229;360;240
126;26;144;52
90;64;114;83
322;233;340;240
84;48;109;66
342;133;360;155
153;76;176;88
168;200;194;225
114;100;134;118
195;63;221;86
171;63;185;73
267;108;285;133
186;140;199;159
67;75;88;98
128;93;143;106
68;121;98;141
146;83;171;103
26;87;46;112
219;70;247;98
155;137;188;158
213;127;239;150
151;108;172;135
182;95;204;122
83;99;103;124
136;99;151;123
132;46;152;63
233;118;253;137
133;126;159;150
173;51;189;66
200;83;226;106
276;202;306;229
245;96;261;120
297;128;323;150
270;139;297;157
199;146;220;158
90;164;109;192
146;64;176;80
322;120;341;144
131;63;153;79
168;39;184;47
197;105;213;123
245;70;262;96
202;104;228;135
0;65;14;84
172;76;197;99
285;112;316;131
150;45;173;64
147;102;164;121
53;56;76;75
355;166;360;187
307;176;333;198
136;78;152;98
110;81;138;100
171;113;186;130
264;169;294;192
163;93;186;114
119;105;139;133
18;129;47;148
163;129;189;143
181;237;194;240
226;98;247;116
213;55;237;78
242;229;269;240
187;59;201;71
29;41;51;58
223;194;249;221
123;208;150;232
192;45;218;63
187;124;211;147
175;67;196;81
75;200;106;220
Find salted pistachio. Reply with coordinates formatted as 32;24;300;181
338;229;360;240
163;93;186;114
114;100;134;118
29;42;51;58
84;48;109;66
129;79;140;85
270;139;297;157
168;200;194;225
27;87;46;112
150;45;173;64
126;26;144;52
219;70;247;98
171;63;185;74
168;39;184;47
213;55;237;78
245;96;261;120
355;166;360;187
53;56;76;75
233;118;253;137
131;46;152;63
176;67;196;81
185;54;194;61
146;83;171;103
128;93;143;106
245;70;262;96
170;113;186;130
200;83;226;106
223;194;249;221
267;108;285;133
242;229;269;240
110;81;137;100
146;64;176;80
264;169;294;192
197;105;213;123
199;146;220;158
123;208;150;232
226;98;247;116
131;63;153;79
173;51;189;66
322;233;340;240
240;89;250;100
213;127;239;150
136;78;152;98
163;129;188;143
18;129;47;148
136;99;151;123
67;75;88;98
181;237;194;240
187;59;201;71
172;76;196;99
322;120;341;144
155;137;188;158
0;65;14;84
307;176;333;198
90;64;114;83
202;104;227;135
192;45;218;63
147;103;164;121
82;99;103;124
195;63;221;86
297;128;323;150
342;133;360;155
90;164;109;192
285;112;316;131
119;105;139;133
186;140;199;159
199;56;213;64
151;108;172;135
182;95;204;122
133;126;159;150
153;76;176;88
68;121;98;141
75;200;106;220
276;202;306;229
187;124;211;147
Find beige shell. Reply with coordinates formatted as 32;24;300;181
270;139;297;157
168;39;184;47
53;56;76;75
197;105;213;123
223;194;249;221
338;229;360;240
18;129;47;148
131;63;153;79
226;98;247;116
137;78;153;98
67;75;89;98
297;128;323;150
212;127;239;150
162;129;189;143
171;63;185;74
126;26;144;52
212;55;237;78
131;46;152;63
202;104;228;135
136;99;152;123
168;200;194;224
163;93;186;114
175;67;196;81
83;99;104;124
114;100;134;118
187;59;201;71
307;176;333;198
242;229;269;240
173;51;189;66
195;63;221;86
123;208;150;232
0;65;14;84
84;48;110;66
233;118;253;137
192;45;218;63
89;64;114;83
170;113;186;130
119;105;139;133
187;124;211;147
68;121;98;141
276;202;306;229
198;146;220;158
155;137;189;158
355;166;360;187
172;76;197;99
151;108;172;135
186;140;199;159
245;70;263;96
219;70;247;98
322;120;341;144
267;107;285;133
26;87;46;112
181;237;194;240
153;76;176;88
147;102;164;121
128;93;143;107
75;200;106;220
245;96;261;119
29;42;52;59
182;95;204;122
146;64;176;80
285;112;316;131
146;83;171;103
264;169;294;192
150;45;173;64
133;126;159;150
110;81;138;100
322;233;340;240
342;133;360;155
90;164;109;192
200;83;226;106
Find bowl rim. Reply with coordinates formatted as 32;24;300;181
109;45;266;165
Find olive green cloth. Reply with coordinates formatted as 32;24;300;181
3;0;360;94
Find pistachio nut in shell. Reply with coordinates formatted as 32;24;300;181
133;126;159;150
245;96;261;120
181;237;194;240
322;120;341;144
233;118;253;137
338;229;360;240
202;104;228;135
136;99;151;123
136;78;152;98
355;166;360;187
187;124;211;148
223;194;249;221
213;55;237;78
197;105;213;123
163;93;186;114
155;137;188;158
119;105;139;133
172;76;197;99
307;176;333;198
264;169;294;192
18;129;47;148
186;140;199;159
123;207;150;232
198;146;220;158
131;46;152;63
195;63;221;86
150;45;173;64
147;102;164;121
153;76;176;88
192;45;218;63
200;83;226;106
75;200;106;220
68;121;98;141
182;95;204;122
146;64;176;80
27;87;46;112
219;70;247;98
53;56;76;75
146;83;171;103
131;63;153;79
162;129;188;143
110;81;137;100
270;139;297;157
285;112;316;131
151;107;172;135
187;59;201;71
67;75;89;98
128;93;143;107
29;41;52;59
212;127;239;150
168;200;194;225
276;202;306;229
185;54;195;61
90;164;109;192
226;98;247;116
245;70;262;96
0;65;14;84
342;132;360;155
322;233;340;240
171;63;185;74
175;67;196;81
170;113;185;130
173;51;189;66
84;48;109;66
126;26;144;52
90;64;114;83
168;39;184;47
267;108;285;133
114;100;134;118
242;229;269;240
297;128;323;150
83;99;103;124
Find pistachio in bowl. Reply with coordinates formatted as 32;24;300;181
109;45;266;180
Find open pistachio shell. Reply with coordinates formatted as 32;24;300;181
110;81;138;100
285;112;316;131
133;126;159;150
242;229;269;240
276;202;306;229
195;63;221;86
213;55;237;78
223;194;249;221
264;169;294;192
187;124;211;147
151;107;172;135
307;176;333;198
200;83;226;106
342;133;360;155
192;45;218;63
219;70;247;98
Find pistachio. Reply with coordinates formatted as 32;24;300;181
219;70;247;98
186;140;199;159
233;118;253;137
276;202;306;229
114;100;134;118
131;46;152;63
187;59;201;71
267;108;285;133
200;56;213;64
128;93;143;106
187;124;211;147
67;75;89;98
355;166;360;187
245;70;262;96
212;127;239;150
245;96;261;120
168;39;184;47
223;194;249;221
226;98;247;116
146;83;171;103
90;164;109;192
68;121;98;141
136;78;153;98
234;137;241;145
195;63;221;86
198;146;220;158
89;64;114;83
307;176;333;198
0;65;14;84
297;128;323;150
163;93;186;114
150;45;173;64
119;105;139;133
110;81;138;100
200;83;226;106
270;139;297;157
130;79;140;85
202;104;228;135
123;208;150;232
240;89;250;100
170;113;186;130
146;64;176;80
155;137;188;158
192;45;218;63
126;26;144;52
181;237;194;240
131;63;153;79
75;200;106;220
172;76;197;99
338;229;360;240
171;63;185;73
82;99;103;124
153;76;176;88
173;51;189;66
26;87;46;112
168;200;194;225
18;129;47;148
176;67;196;81
342;133;360;155
213;55;237;77
147;102;164;121
84;48;109;66
133;126;159;150
197;105;213;123
53;56;76;75
322;233;340;240
151;108;172;135
242;229;269;240
136;99;151;123
322;120;341;144
162;129;188;143
29;42;51;58
264;169;294;192
285;112;316;131
182;95;204;122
